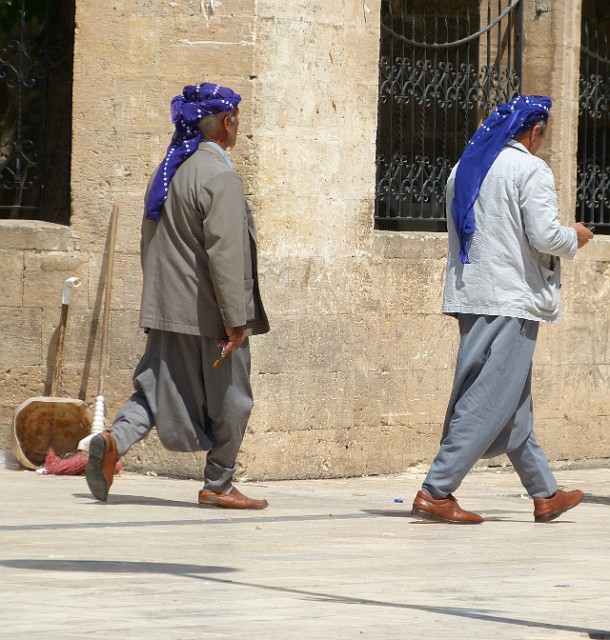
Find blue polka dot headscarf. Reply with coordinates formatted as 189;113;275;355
146;82;241;221
452;94;552;264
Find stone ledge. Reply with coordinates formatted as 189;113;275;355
0;220;73;252
373;230;449;259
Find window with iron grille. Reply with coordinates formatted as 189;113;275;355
375;0;523;231
576;3;610;234
0;0;74;224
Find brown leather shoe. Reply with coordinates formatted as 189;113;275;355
85;431;118;502
198;486;268;510
533;489;584;522
411;489;483;524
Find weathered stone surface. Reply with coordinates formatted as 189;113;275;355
0;251;24;308
0;309;43;368
0;220;73;252
22;253;89;309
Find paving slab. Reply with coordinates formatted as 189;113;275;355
1;463;610;639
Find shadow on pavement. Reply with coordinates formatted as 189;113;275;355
2;558;609;638
73;492;201;508
0;558;235;575
583;493;610;506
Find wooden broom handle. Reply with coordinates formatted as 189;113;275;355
50;303;69;397
50;277;80;397
97;204;119;397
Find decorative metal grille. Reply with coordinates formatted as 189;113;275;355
0;0;74;224
576;19;610;234
375;0;523;231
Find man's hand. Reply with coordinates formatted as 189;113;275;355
572;222;594;248
217;326;245;357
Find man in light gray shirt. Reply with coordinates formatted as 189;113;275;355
411;95;593;524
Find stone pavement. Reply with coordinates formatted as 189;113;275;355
1;462;610;640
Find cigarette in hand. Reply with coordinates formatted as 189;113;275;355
213;348;227;368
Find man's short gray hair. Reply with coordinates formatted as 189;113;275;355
198;109;237;136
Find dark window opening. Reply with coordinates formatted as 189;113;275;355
576;0;610;234
0;0;75;225
375;0;522;231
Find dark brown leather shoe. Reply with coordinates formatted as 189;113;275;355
85;431;118;502
198;486;268;510
533;489;584;522
411;489;483;524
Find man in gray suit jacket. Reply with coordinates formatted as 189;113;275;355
86;83;270;509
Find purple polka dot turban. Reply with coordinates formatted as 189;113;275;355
146;83;242;221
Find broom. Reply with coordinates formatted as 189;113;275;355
42;447;89;475
43;205;122;476
78;203;119;453
26;277;91;475
43;448;124;475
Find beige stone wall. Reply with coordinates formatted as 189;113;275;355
1;0;608;480
0;221;85;437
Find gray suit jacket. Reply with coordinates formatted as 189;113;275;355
139;142;270;338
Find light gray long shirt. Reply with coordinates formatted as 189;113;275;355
442;140;578;323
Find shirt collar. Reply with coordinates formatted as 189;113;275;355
203;140;233;168
507;139;530;154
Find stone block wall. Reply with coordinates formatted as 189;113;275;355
1;0;608;480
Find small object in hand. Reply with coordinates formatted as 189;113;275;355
213;351;226;368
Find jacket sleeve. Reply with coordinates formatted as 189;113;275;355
202;170;248;329
520;162;578;259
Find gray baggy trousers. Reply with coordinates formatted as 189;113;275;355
423;314;558;500
110;329;253;493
